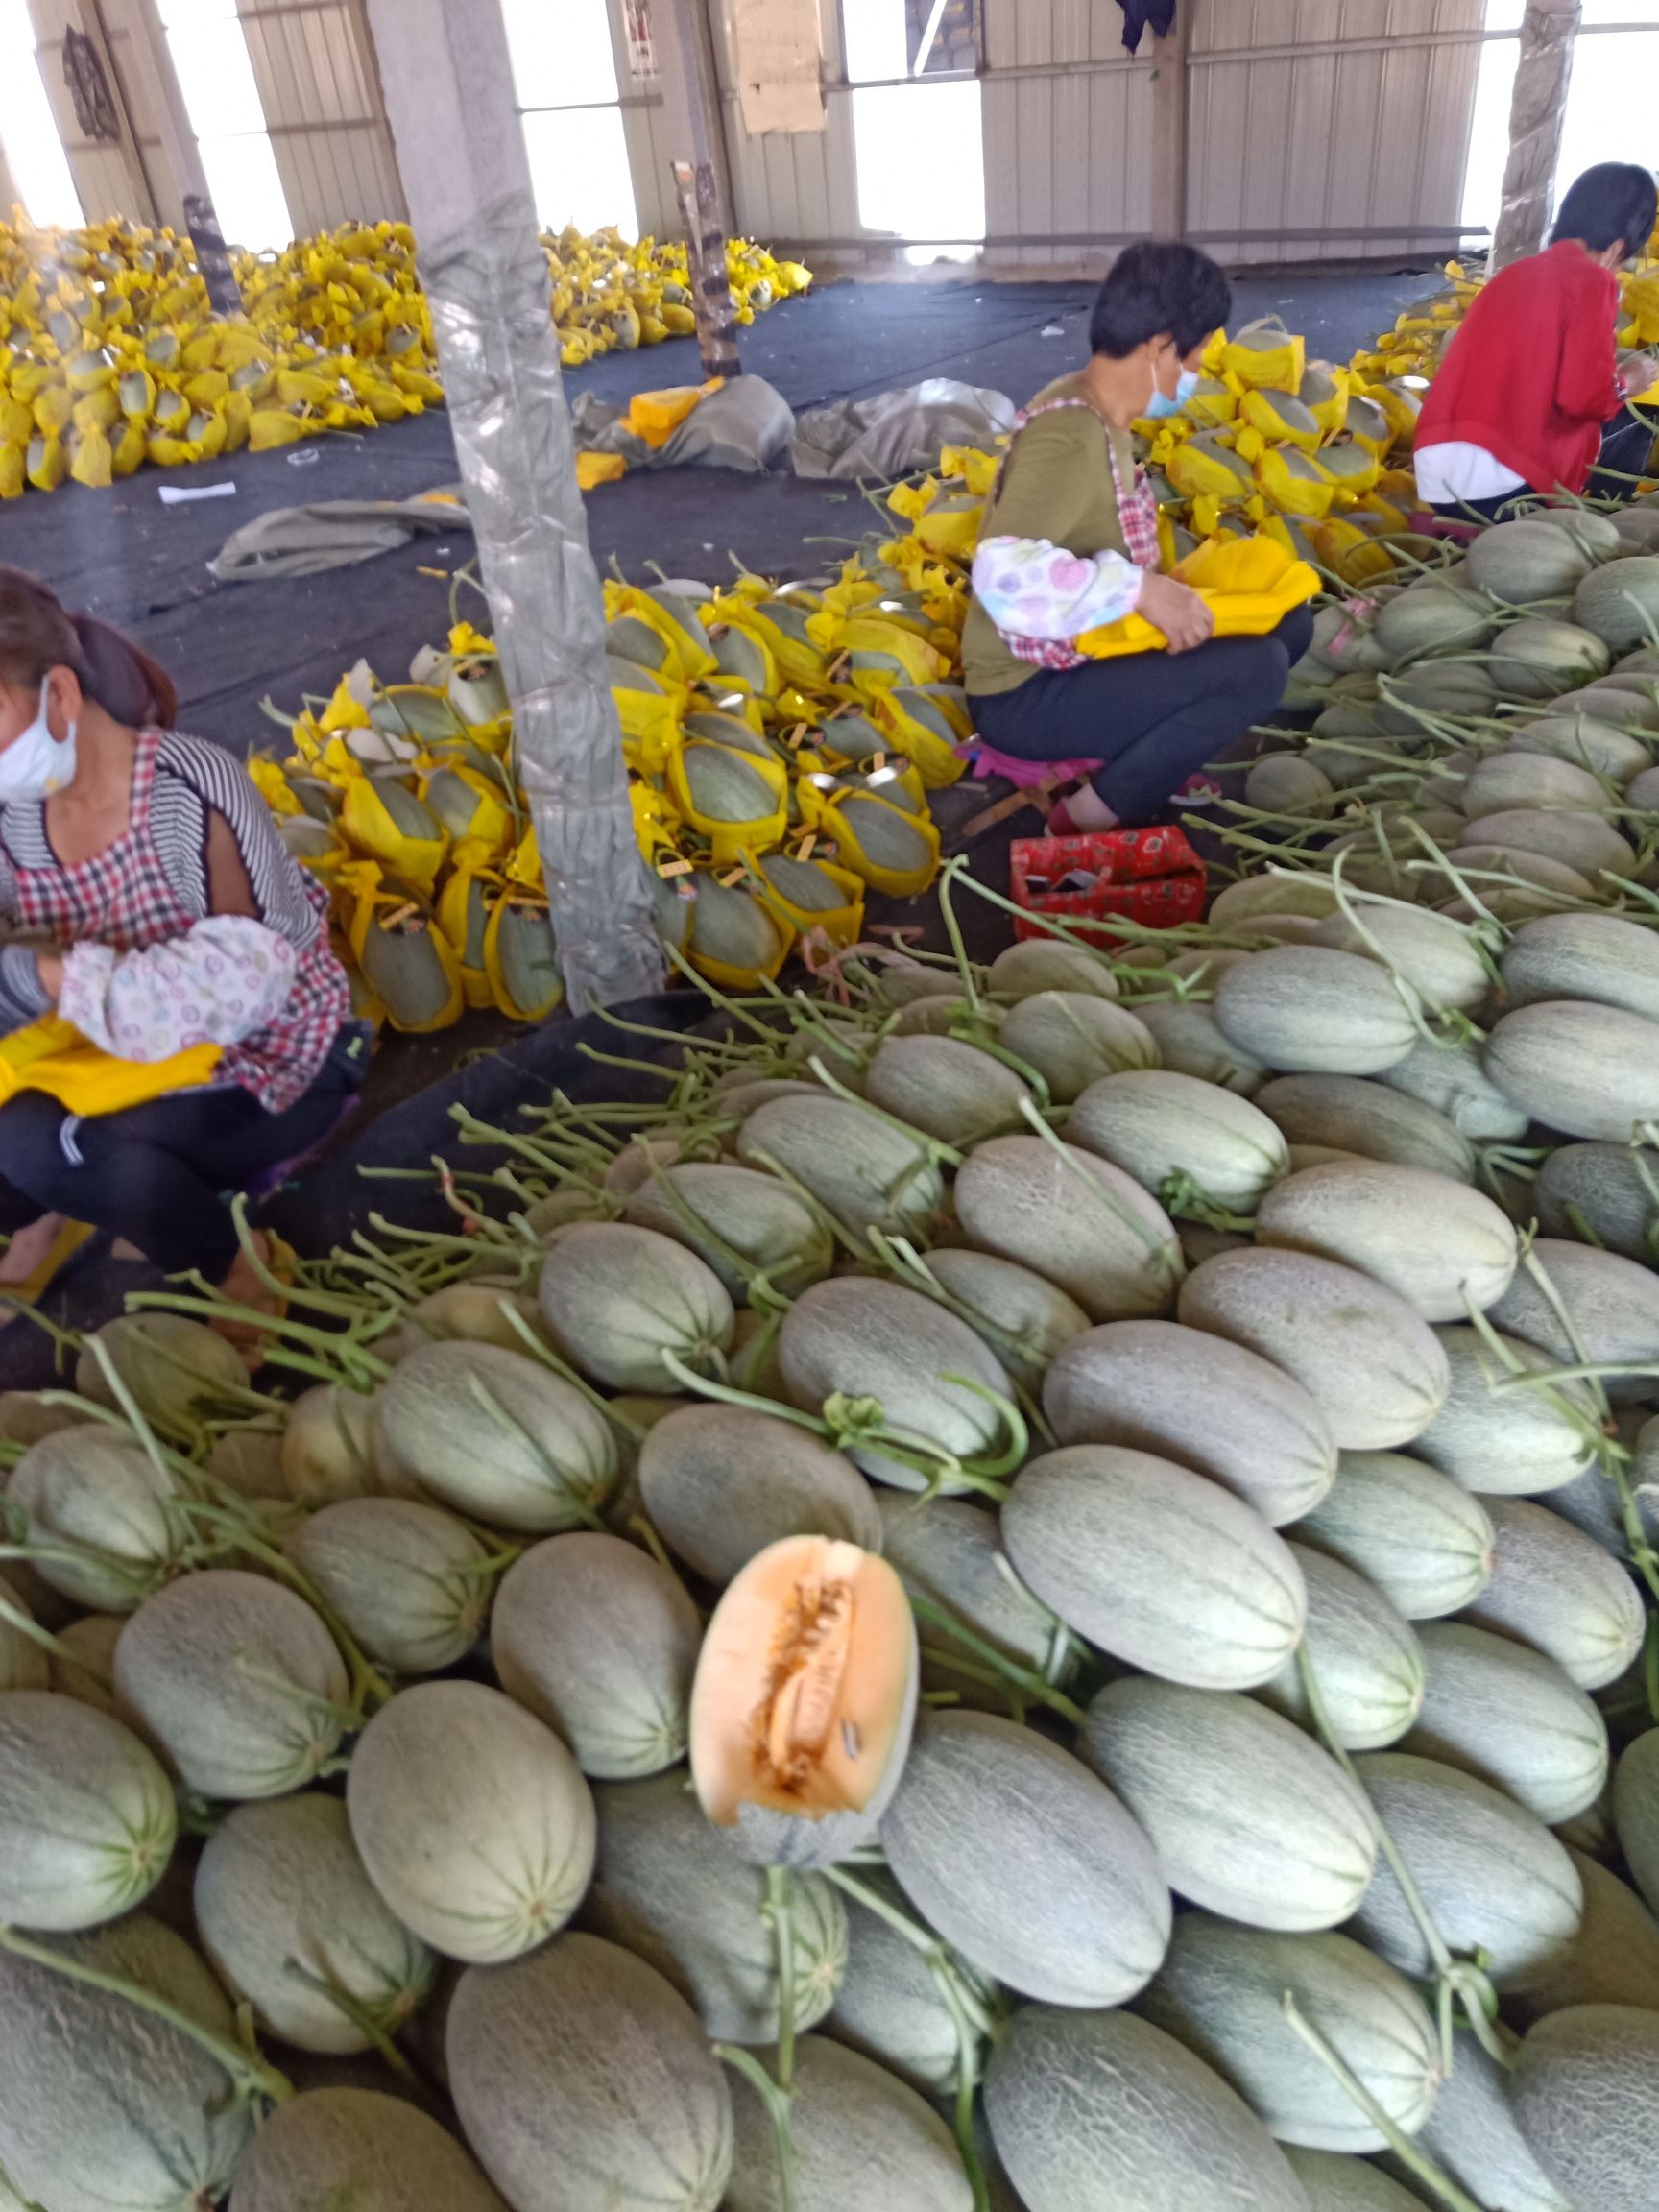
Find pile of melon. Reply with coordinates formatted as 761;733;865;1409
5;856;1659;2212
1238;502;1659;926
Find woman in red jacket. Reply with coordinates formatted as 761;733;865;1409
1415;162;1659;522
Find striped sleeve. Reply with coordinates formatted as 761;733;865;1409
152;733;320;951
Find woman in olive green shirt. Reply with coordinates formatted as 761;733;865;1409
966;241;1314;831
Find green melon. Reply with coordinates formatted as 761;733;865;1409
0;1913;252;2212
1503;910;1659;1022
285;1496;493;1674
1082;1677;1376;1932
1463;750;1611;820
0;1690;175;1928
637;1404;883;1582
736;1093;945;1241
1178;1247;1450;1450
1466;517;1596;605
581;1771;845;2043
997;990;1160;1101
986;938;1120;1000
827;1863;975;2097
1463;1497;1646;1690
985;2003;1310;2212
1403;1621;1608;1824
951;1132;1184;1321
1308;907;1490;1020
624;1162;834;1301
1043;1317;1335;1525
1512;1848;1659;2022
876;1490;1065;1676
1487;617;1610;700
0;1575;47;1692
1574;555;1659;651
725;2034;972;2212
6;1424;186;1611
1456;804;1635;878
1348;1751;1582;1990
1213;947;1419;1076
1283;2147;1431;2210
347;1679;595;1962
446;1932;733;2212
1003;1443;1306;1690
1409;1323;1599;1496
1138;1911;1441;2152
206;1420;289;1501
920;1246;1091;1390
777;1277;1016;1493
1550;1453;1659;1561
1254;1074;1475;1183
75;1311;248;1434
879;1708;1169;2005
1509;2004;1659;2212
226;2086;510;2211
1401;2031;1571;2212
195;1791;431;2054
491;1531;701;1777
889;993;984;1038
1536;1140;1659;1259
1511;712;1651;781
1613;1729;1659;1918
1253;1159;1518;1321
1376;1035;1531;1142
1486;998;1659;1142
1137;998;1271;1094
1259;1541;1424;1750
1489;1237;1659;1402
863;1034;1033;1145
1066;1067;1289;1212
538;1222;734;1393
1245;755;1336;817
1297;1450;1495;1620
114;1569;349;1799
376;1339;617;1528
1372;578;1495;661
46;1610;122;1712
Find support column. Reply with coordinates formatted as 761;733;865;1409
1489;0;1580;274
655;0;741;378
365;0;664;1013
1148;1;1190;241
128;0;242;308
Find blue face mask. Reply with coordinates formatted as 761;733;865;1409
1145;366;1201;421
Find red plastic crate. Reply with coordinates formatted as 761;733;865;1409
1008;825;1206;944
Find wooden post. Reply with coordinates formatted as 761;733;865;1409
1489;0;1581;273
656;0;741;377
364;0;664;1012
1148;2;1190;241
128;0;243;308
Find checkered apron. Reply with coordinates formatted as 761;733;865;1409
992;396;1163;669
12;729;349;1113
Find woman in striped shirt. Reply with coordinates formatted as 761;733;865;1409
0;567;361;1334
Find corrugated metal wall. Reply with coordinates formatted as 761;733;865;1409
26;0;173;227
709;0;858;247
1186;0;1488;264
233;0;403;233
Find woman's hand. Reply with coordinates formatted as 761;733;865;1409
34;950;62;1003
1138;572;1215;655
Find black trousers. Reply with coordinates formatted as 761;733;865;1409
0;1026;363;1281
968;606;1316;827
1430;408;1657;525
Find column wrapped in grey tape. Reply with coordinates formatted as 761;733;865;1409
419;189;664;1012
1489;0;1581;274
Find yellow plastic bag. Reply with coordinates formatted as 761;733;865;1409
666;740;788;865
484;896;565;1021
343;865;465;1034
436;866;496;1009
339;769;448;889
606;583;718;682
0;1018;221;1115
867;689;967;789
1077;535;1319;660
751;851;867;951
1220;321;1307;392
626;377;723;448
577;450;627;490
1255;445;1337;520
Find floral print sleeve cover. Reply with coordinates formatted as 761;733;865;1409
970;536;1146;642
59;915;298;1063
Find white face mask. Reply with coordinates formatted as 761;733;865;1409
0;680;78;805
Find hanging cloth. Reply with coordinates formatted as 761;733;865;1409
1118;0;1177;53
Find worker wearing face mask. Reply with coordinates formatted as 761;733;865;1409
0;565;363;1341
963;240;1315;835
1415;162;1659;524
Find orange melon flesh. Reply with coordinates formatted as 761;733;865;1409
692;1536;913;1827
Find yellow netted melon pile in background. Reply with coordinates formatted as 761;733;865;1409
0;211;810;495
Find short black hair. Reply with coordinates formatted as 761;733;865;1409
1551;163;1658;260
1090;241;1233;361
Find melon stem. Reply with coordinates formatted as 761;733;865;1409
765;1868;798;2093
821;1867;999;2041
904;1594;1086;1728
0;1924;293;2107
1281;1996;1486;2212
713;2044;797;2212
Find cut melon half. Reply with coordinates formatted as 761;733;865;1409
691;1535;917;1869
